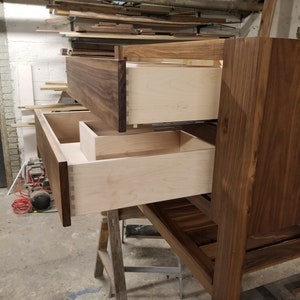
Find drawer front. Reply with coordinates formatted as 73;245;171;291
66;57;221;132
35;110;71;227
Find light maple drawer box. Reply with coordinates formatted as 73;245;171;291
66;57;222;132
35;110;215;227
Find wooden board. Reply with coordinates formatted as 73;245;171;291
66;57;126;131
258;0;277;37
119;39;225;60
60;31;215;42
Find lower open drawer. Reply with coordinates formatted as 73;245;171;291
35;110;215;226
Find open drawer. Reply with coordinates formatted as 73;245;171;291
66;57;222;132
35;110;215;226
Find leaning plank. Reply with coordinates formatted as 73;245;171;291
60;31;211;42
69;10;214;27
258;0;277;37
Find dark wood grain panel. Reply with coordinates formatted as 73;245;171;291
35;110;71;227
249;38;300;234
211;37;274;300
119;38;225;60
258;0;277;37
181;123;217;146
66;57;126;132
210;37;300;299
244;238;300;273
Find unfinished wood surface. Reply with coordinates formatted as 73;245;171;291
59;141;214;215
79;121;155;160
34;109;71;226
80;122;213;160
119;39;225;60
44;111;99;143
258;0;277;37
40;85;68;91
66;57;126;131
81;128;180;160
126;65;221;124
244;238;300;274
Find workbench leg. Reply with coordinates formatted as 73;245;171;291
94;216;109;278
107;210;127;300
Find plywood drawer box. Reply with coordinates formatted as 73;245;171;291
66;57;222;132
35;110;215;226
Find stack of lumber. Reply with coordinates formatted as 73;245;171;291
45;0;262;57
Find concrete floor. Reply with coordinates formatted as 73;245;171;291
0;187;299;300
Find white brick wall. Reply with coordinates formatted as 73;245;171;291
3;2;69;164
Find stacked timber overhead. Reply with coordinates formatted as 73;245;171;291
46;0;263;57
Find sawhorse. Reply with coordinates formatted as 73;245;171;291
94;207;183;300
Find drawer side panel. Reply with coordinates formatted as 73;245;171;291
126;66;222;124
68;149;215;215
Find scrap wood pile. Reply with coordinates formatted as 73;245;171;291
45;0;263;57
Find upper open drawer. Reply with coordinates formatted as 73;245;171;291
66;57;222;132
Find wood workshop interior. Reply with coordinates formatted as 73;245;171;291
0;0;299;299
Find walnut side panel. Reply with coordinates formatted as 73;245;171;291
66;57;127;132
249;38;300;234
35;110;71;227
211;37;274;300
